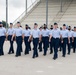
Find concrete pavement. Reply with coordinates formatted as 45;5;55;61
0;41;76;75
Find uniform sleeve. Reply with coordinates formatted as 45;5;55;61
60;30;62;35
72;31;74;37
7;29;9;34
39;30;42;35
21;28;23;35
49;30;52;35
29;30;31;35
13;29;16;34
22;30;25;34
67;30;69;36
30;30;33;35
4;28;6;33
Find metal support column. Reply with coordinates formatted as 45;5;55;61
60;0;62;12
26;0;27;14
46;0;48;27
6;0;8;28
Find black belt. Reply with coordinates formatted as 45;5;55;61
24;36;29;38
33;38;39;39
16;36;22;38
63;37;67;39
0;36;5;37
43;36;48;38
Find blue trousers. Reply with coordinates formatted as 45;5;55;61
68;38;72;54
16;36;22;56
73;37;76;53
33;38;39;57
62;38;68;56
53;38;59;58
42;37;49;55
49;37;53;53
8;35;14;53
0;36;5;55
39;41;42;52
24;37;29;54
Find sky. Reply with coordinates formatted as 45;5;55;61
0;0;36;23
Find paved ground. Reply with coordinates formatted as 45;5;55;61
0;41;76;75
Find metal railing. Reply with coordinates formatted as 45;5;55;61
13;0;41;25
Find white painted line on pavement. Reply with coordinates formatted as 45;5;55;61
36;70;44;73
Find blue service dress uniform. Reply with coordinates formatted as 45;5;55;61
0;27;6;56
59;29;63;51
49;29;53;54
52;28;60;59
22;29;31;55
14;27;23;57
72;31;76;53
7;28;14;54
67;30;73;54
31;28;41;58
39;28;43;52
42;29;49;56
60;29;68;57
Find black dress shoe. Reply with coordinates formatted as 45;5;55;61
12;52;14;54
0;54;2;56
73;51;75;53
15;55;18;57
53;57;57;60
1;54;4;55
59;50;61;52
8;52;14;54
36;55;38;58
62;55;65;57
8;52;11;54
50;52;53;54
43;54;46;56
67;53;70;55
18;55;21;56
32;57;35;59
39;50;42;52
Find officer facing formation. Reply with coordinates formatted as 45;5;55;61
7;23;14;54
0;22;6;56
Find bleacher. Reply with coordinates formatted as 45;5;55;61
13;0;76;28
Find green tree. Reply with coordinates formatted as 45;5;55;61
2;20;9;28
